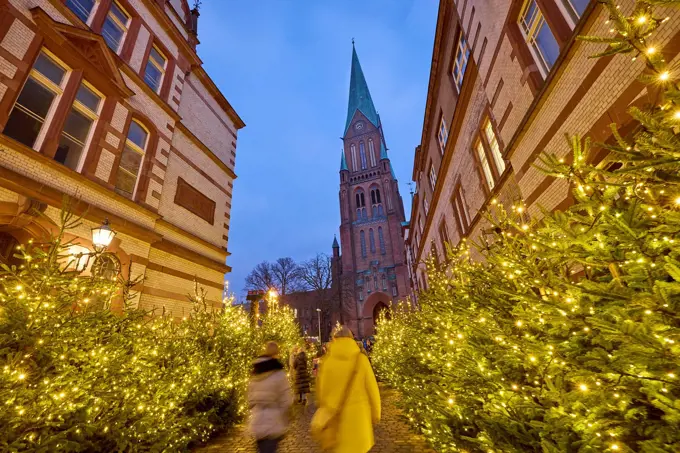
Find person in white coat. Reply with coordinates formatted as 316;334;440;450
248;341;293;453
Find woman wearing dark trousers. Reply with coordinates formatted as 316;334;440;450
293;348;311;404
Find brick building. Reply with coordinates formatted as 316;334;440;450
0;0;244;316
334;44;410;337
406;0;680;291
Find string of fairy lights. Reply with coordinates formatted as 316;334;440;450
373;0;680;452
1;214;302;450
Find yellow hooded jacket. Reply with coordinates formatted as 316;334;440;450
315;337;381;453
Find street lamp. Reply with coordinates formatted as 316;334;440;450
91;219;116;252
316;308;321;342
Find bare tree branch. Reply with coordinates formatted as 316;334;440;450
244;261;276;292
271;257;303;295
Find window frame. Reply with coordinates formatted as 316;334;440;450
451;31;470;91
369;228;376;254
437;114;449;155
351;144;358;171
115;119;149;199
452;183;471;236
101;0;131;54
473;114;506;193
429;162;437;191
6;49;71;152
439;219;450;256
57;80;104;172
378;226;386;255
143;44;168;94
65;0;98;25
360;230;367;258
518;0;560;78
359;141;367;170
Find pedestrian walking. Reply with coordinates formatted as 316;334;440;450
247;341;293;453
294;346;311;404
289;346;298;371
311;326;381;453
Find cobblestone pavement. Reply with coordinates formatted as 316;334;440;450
195;385;436;452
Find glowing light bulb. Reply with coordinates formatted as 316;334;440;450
659;71;670;81
646;47;656;54
579;384;588;391
638;15;647;24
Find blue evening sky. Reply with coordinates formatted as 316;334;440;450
198;0;439;301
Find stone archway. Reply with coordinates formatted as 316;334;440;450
361;291;391;337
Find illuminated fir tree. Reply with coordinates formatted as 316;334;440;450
374;1;680;452
0;208;299;452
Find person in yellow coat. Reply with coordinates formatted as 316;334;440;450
313;326;381;453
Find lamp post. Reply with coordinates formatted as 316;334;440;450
316;308;321;342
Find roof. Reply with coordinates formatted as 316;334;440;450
345;44;379;135
332;236;340;248
340;149;348;171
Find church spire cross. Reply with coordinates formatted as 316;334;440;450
344;44;379;136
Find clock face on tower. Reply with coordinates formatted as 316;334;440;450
355;121;364;131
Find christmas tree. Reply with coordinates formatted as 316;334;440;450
373;0;680;452
0;207;301;451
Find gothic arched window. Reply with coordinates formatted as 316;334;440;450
359;142;367;170
369;228;376;253
360;230;367;258
368;139;377;167
378;227;386;255
351;144;358;171
370;187;383;218
356;190;366;220
382;274;387;290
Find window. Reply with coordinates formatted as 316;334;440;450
424;196;429;216
418;216;424;235
66;0;96;23
102;2;131;53
452;33;470;90
476;142;495;190
358;289;363;301
431;242;440;267
369;229;376;254
429;163;437;191
143;46;167;93
439;220;450;255
438;116;448;155
378;227;386;255
368;139;377;167
5;51;67;149
562;0;589;22
382;274;387;291
355;190;366;220
115;120;148;198
359;142;367;170
370;188;383;217
519;0;560;76
484;119;505;175
351;144;357;171
391;285;397;297
475;117;506;191
452;186;471;235
55;83;102;170
360;230;366;258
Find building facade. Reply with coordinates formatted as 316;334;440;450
407;0;680;290
0;0;244;316
335;45;409;337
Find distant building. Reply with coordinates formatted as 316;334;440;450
0;0;244;316
406;0;680;290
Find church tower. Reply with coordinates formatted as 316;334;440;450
336;44;409;337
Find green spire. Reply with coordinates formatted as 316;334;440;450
345;43;379;135
340;149;348;171
332;235;339;248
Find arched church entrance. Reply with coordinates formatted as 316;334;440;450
362;291;391;337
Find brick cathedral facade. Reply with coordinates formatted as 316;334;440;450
332;45;409;338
